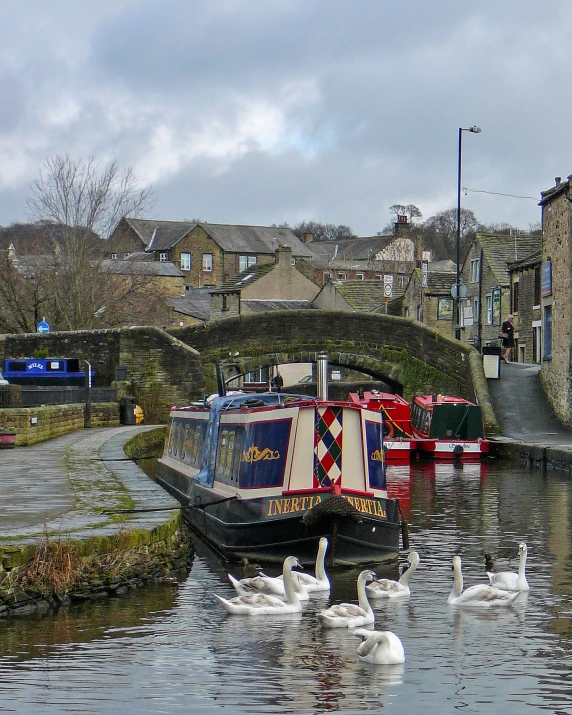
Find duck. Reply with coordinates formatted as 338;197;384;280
318;569;376;628
483;553;495;573
448;555;521;608
487;543;529;592
239;557;263;578
228;567;310;601
276;537;331;593
353;628;405;664
214;556;303;615
366;551;419;599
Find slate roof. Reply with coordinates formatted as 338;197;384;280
307;235;394;262
539;177;569;206
210;261;277;294
167;289;211;321
242;299;316;313
475;234;541;285
122;217;313;257
331;280;403;312
100;259;184;277
508;249;542;272
404;269;456;297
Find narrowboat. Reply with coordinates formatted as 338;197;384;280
348;390;416;462
410;394;489;460
156;391;405;567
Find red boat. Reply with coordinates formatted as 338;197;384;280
410;394;489;461
348;391;416;462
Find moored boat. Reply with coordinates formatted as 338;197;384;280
410;394;489;460
156;391;405;567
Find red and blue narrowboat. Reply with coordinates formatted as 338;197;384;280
156;390;405;567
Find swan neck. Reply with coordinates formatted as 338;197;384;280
357;576;373;613
398;562;417;586
315;543;328;581
518;550;527;575
450;561;463;599
282;562;300;605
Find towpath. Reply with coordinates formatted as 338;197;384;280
488;361;572;468
0;425;179;548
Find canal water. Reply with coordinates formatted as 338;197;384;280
2;459;572;714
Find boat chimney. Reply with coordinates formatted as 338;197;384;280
317;352;328;400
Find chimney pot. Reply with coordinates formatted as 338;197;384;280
556;177;562;185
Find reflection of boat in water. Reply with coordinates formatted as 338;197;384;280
156;389;405;568
410;394;489;461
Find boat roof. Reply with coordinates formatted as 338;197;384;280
413;394;476;407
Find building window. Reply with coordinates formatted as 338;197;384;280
180;252;192;271
486;295;493;324
473;297;479;321
470;258;480;283
356;273;364;280
512;281;519;313
398;275;406;287
184;284;191;292
534;266;541;306
375;274;382;280
323;272;332;282
337;272;346;280
123;252;131;258
221;295;228;311
159;252;168;262
111;253;118;260
202;253;213;272
437;298;453;321
239;255;257;272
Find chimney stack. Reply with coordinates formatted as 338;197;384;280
555;177;562;185
303;232;313;244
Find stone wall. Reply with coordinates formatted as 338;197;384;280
541;187;572;426
512;262;541;364
0;403;119;446
0;326;205;423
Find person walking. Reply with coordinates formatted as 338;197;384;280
500;315;515;364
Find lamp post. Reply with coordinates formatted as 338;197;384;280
455;125;481;340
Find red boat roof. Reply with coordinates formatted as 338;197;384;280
412;394;476;408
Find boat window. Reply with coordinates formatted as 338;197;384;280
215;426;244;485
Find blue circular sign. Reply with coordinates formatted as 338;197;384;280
37;321;50;333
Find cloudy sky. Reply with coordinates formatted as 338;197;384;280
0;1;569;236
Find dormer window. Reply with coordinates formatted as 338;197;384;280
111;253;119;260
159;252;168;262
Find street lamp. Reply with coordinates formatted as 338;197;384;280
455;125;481;340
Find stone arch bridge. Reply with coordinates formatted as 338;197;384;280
173;311;497;433
0;311;497;432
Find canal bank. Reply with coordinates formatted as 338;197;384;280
488;362;572;471
0;425;192;617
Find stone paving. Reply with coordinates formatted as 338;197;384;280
0;426;179;545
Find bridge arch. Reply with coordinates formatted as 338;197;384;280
173;310;497;433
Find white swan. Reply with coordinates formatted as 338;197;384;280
353;628;405;664
448;555;521;608
318;569;376;628
276;537;331;593
214;556;303;615
487;543;529;592
366;551;419;599
228;568;310;600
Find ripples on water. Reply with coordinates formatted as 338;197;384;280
2;461;572;713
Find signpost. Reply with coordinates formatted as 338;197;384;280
37;319;50;334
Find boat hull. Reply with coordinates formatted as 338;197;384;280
156;461;401;567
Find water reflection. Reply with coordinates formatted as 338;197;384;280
4;461;572;712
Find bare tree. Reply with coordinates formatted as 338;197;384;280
389;204;423;223
293;220;356;241
0;156;159;333
421;208;482;261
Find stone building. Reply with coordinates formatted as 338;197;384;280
539;176;572;426
508;251;542;364
209;246;320;320
460;232;540;351
108;218;313;290
313;279;403;314
399;269;457;337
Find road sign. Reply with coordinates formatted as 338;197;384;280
37;321;50;333
383;283;393;298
